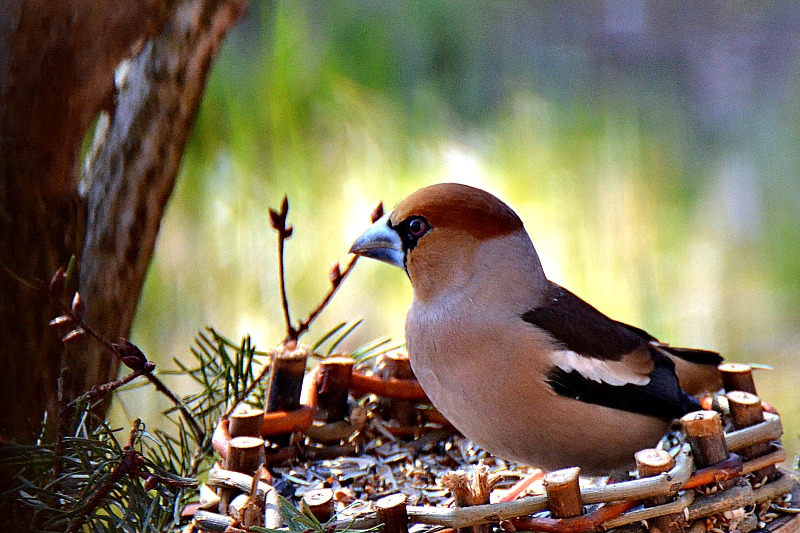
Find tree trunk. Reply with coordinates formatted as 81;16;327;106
0;0;247;442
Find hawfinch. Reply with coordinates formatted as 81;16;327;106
350;183;722;474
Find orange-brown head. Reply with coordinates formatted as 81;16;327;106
350;183;543;303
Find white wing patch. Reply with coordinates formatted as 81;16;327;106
552;350;651;386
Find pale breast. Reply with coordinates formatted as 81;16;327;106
405;304;670;474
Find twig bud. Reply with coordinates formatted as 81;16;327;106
71;292;85;318
280;195;289;217
329;262;342;286
268;208;283;231
113;339;150;372
284;225;293;238
62;328;87;345
49;315;74;328
371;202;385;223
144;476;159;491
49;267;66;296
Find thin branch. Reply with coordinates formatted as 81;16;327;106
269;196;296;340
67;369;148;408
292;254;359;342
283;200;383;344
54;368;69;480
0;260;46;292
53;297;206;444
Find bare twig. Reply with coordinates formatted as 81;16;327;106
292;254;359;342
67;369;148;408
269;196;296;340
51;296;205;443
270;199;384;344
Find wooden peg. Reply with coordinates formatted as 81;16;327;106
377;353;417;426
266;345;309;445
681;410;738;491
219;435;265;514
314;357;354;423
680;410;729;468
229;406;266;438
225;436;265;475
719;363;756;395
303;488;335;523
636;449;684;533
441;466;492;533
726;391;776;481
376;493;409;533
543;467;583;519
266;347;308;412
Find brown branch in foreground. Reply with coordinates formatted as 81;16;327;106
47;284;205;443
292;254;359;342
269;200;384;344
509;499;639;533
269;196;295;340
67;370;148;408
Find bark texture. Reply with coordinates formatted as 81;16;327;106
0;0;247;441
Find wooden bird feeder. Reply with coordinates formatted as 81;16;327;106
195;358;799;533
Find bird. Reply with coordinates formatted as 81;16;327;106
349;183;722;474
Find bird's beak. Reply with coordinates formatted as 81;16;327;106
349;212;404;268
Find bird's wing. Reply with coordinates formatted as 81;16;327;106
616;321;723;367
522;282;699;420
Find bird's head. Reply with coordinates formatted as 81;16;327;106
350;183;544;303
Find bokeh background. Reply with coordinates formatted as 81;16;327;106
114;1;800;465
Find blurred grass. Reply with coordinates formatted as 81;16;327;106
116;1;800;465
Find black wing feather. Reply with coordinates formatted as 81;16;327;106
546;349;701;420
521;283;644;360
524;282;700;420
616;322;723;367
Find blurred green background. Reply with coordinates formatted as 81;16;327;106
115;1;800;465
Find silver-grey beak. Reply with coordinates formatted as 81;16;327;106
349;212;404;268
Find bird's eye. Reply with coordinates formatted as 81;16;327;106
407;217;430;239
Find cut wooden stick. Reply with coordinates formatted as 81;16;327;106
441;464;495;533
727;390;777;482
377;353;417;426
681;410;729;468
543;467;583;519
719;362;756;395
225;436;265;476
377;493;410;533
266;344;309;445
303;488;335;523
681;410;737;491
635;448;684;533
229;406;265;438
220;435;264;513
314;357;354;423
